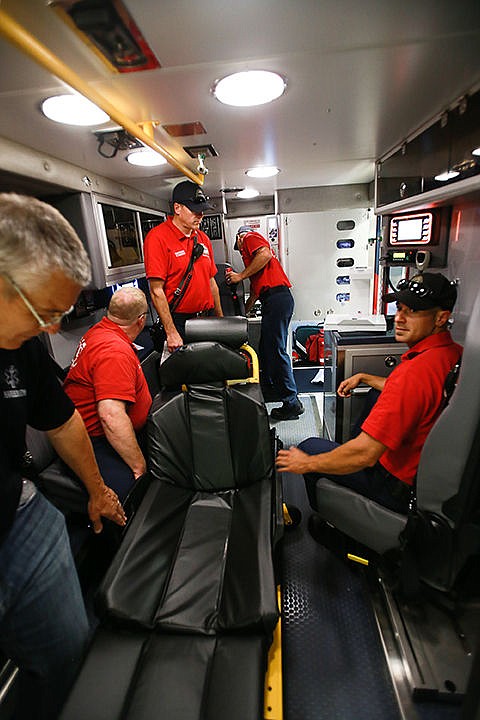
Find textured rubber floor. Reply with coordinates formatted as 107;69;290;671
276;394;401;720
281;472;401;720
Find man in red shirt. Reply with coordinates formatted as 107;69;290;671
276;273;462;514
64;287;152;501
144;180;223;354
226;226;303;420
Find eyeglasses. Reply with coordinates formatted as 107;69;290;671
4;274;74;328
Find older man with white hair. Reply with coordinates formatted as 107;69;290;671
0;193;126;720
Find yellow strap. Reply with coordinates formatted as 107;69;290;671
347;553;369;566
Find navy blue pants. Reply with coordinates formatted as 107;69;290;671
91;435;143;503
259;287;298;405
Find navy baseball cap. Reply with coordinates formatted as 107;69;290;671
234;225;253;250
172;180;213;212
384;272;457;311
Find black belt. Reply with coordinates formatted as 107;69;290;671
172;310;214;319
375;463;412;503
259;286;290;300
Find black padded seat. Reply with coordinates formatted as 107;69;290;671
25;425;89;515
97;341;279;634
96;478;277;633
62;335;281;720
60;627;267;720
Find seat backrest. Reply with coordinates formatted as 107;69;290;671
140;350;161;399
214;263;246;316
417;294;479;519
148;341;272;491
408;289;480;590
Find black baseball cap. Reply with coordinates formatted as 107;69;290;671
172;180;213;213
384;272;457;311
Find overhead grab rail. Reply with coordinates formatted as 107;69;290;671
0;9;203;185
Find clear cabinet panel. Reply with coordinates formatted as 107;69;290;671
100;204;143;268
139;211;165;241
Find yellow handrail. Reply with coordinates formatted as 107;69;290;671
0;8;203;185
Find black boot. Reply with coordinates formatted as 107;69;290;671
270;399;304;421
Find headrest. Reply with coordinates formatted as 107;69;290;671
159;341;249;389
185;316;248;348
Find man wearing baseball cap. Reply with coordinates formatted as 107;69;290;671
144;180;223;353
277;272;462;517
227;225;303;420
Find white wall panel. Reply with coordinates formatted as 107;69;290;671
282;208;375;323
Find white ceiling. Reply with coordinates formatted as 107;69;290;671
0;0;479;202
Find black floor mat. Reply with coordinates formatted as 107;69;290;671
281;472;401;720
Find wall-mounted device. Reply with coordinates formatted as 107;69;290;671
383;206;451;267
415;249;431;272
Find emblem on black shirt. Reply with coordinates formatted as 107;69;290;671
3;364;26;398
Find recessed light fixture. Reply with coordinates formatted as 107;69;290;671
126;148;168;166
246;166;280;178
213;71;286;107
434;170;460;182
41;94;109;126
237;188;260;199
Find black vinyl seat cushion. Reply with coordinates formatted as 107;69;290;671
96;476;278;634
96;360;279;635
60;627;268;720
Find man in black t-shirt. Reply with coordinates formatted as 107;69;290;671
0;193;126;720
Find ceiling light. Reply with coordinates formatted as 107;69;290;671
434;170;460;182
213;71;286;107
126;148;168;166
41;94;109;126
472;147;480;157
237;188;259;199
246;166;280;178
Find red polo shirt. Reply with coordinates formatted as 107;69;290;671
143;216;217;313
239;230;291;298
64;317;152;437
362;331;463;485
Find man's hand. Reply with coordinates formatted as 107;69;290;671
226;270;243;285
337;373;363;397
276;446;313;474
338;372;386;396
88;484;126;534
166;327;184;353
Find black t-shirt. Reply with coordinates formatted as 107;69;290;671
0;338;74;543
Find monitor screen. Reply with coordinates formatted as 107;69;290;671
397;218;423;242
389;212;433;245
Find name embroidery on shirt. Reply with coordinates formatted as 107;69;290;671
175;250;186;257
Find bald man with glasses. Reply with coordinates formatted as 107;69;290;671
0;193;126;720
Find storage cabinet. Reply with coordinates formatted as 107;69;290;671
323;332;407;443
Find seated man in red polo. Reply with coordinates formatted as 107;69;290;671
276;272;462;514
64;287;152;501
